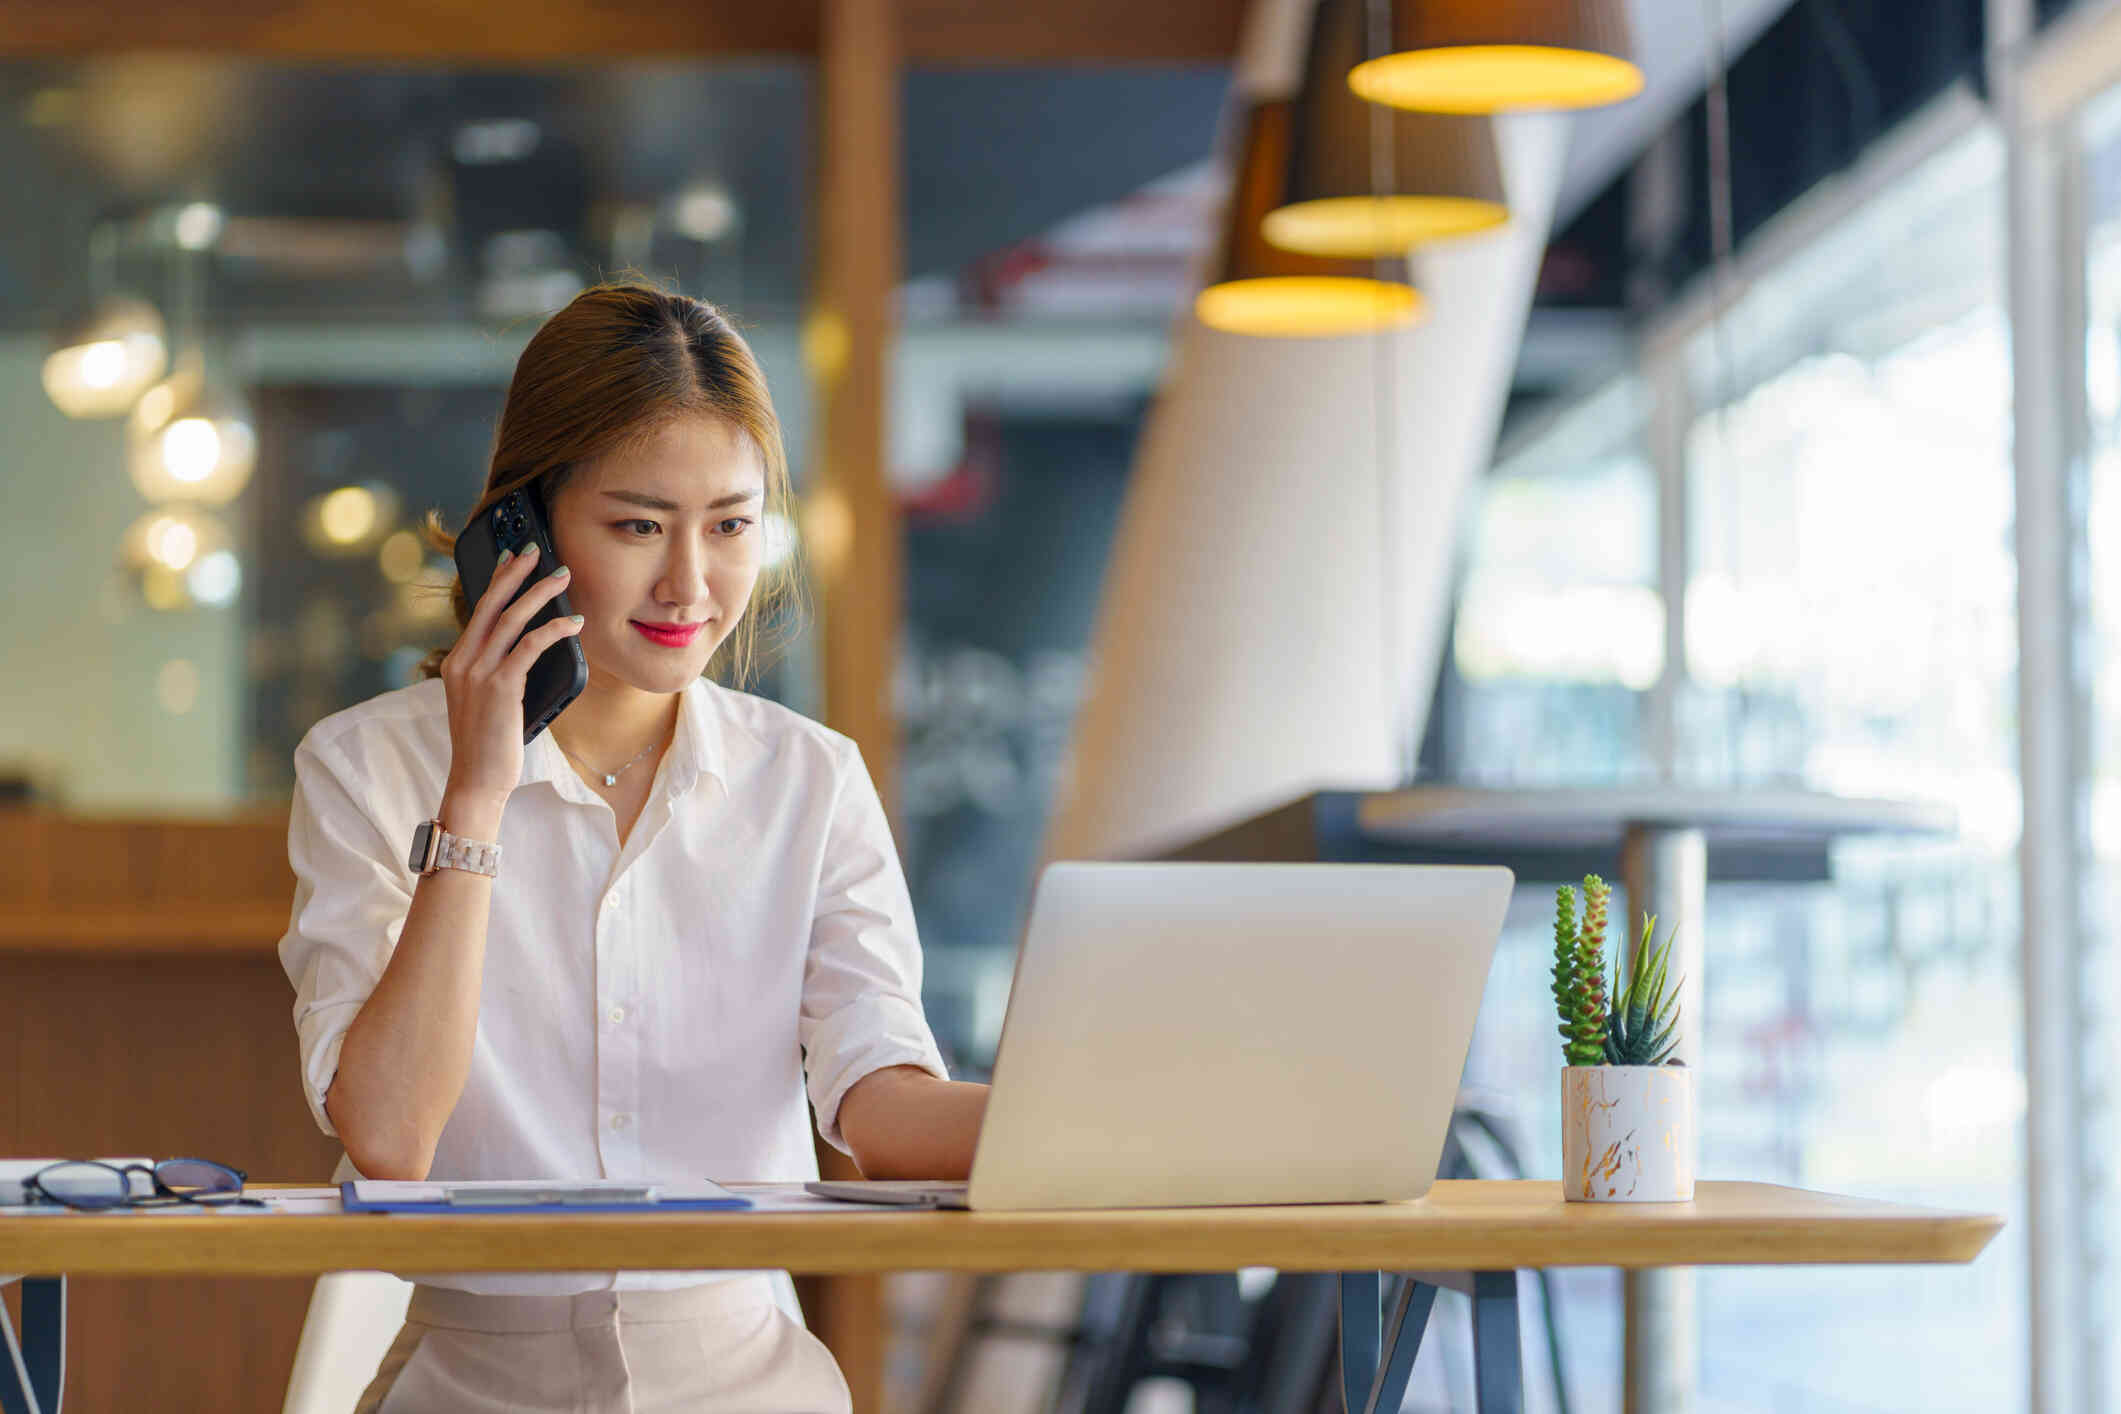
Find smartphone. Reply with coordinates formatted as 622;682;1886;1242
452;487;588;744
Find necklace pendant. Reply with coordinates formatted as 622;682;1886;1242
603;772;618;787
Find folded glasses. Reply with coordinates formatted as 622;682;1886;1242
24;1157;264;1210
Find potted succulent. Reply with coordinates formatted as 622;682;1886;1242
1551;875;1696;1202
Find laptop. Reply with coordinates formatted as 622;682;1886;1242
806;859;1512;1211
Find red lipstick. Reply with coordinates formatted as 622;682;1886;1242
631;620;704;648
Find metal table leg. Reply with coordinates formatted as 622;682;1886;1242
1621;825;1704;1414
0;1277;64;1414
1339;1272;1436;1414
1341;1271;1532;1414
1470;1271;1523;1414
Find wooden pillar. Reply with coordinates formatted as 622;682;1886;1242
804;0;900;1409
809;0;903;783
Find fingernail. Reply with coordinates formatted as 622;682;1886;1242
568;614;585;625
496;548;513;565
521;542;540;558
550;565;570;579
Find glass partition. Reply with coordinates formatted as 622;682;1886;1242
1433;115;2025;1413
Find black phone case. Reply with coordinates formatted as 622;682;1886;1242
452;488;589;744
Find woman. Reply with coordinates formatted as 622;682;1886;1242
276;280;990;1413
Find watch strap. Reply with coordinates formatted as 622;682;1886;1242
410;817;502;878
434;829;502;877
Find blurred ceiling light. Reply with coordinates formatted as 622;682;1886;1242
454;117;542;165
121;506;228;592
173;202;224;251
321;487;378;545
127;354;256;505
42;295;168;419
1349;0;1642;114
186;548;242;607
672;182;740;242
303;483;402;556
1262;0;1508;259
1194;100;1422;337
378;529;428;583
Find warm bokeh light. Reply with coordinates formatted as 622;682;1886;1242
1193;276;1425;337
160;417;221;484
173;202;224;251
127;360;257;505
41;297;168;420
1348;46;1643;114
121;508;230;610
186;549;242;607
378;529;427;583
1261;195;1509;259
319;486;379;546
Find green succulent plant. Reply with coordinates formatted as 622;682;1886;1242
1551;878;1686;1067
1549;876;1612;1067
1605;913;1684;1067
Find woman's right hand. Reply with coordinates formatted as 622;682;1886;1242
438;541;584;813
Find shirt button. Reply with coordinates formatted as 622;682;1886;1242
608;1005;626;1024
610;1113;630;1132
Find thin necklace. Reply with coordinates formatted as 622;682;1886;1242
555;732;662;789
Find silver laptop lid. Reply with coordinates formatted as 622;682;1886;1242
966;861;1513;1211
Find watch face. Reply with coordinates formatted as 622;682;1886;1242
408;819;436;873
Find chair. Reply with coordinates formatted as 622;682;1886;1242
281;1270;808;1414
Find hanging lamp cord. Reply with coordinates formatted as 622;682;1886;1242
1364;0;1409;781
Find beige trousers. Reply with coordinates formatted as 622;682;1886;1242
351;1276;852;1414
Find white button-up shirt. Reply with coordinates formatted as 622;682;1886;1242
277;675;949;1293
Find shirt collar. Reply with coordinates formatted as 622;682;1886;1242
518;677;727;803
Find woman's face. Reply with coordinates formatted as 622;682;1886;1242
545;415;767;697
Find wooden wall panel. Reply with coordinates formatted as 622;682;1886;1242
1;810;329;1413
0;0;1243;61
0;950;341;1413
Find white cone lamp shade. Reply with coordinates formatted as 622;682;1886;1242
1263;0;1509;259
1350;0;1642;114
42;296;169;419
1046;113;1572;863
127;354;258;506
1195;99;1424;338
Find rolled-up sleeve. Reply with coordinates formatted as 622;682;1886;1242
276;731;415;1139
799;735;951;1155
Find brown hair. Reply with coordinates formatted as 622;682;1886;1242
418;276;806;689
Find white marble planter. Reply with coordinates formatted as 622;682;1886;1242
1561;1064;1696;1202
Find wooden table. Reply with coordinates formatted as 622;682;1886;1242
1;1180;2001;1414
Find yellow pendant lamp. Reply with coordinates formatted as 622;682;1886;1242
1195;99;1423;338
1349;0;1643;115
1262;0;1508;259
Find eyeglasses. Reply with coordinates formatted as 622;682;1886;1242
24;1157;264;1211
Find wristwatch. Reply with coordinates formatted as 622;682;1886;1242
408;818;503;878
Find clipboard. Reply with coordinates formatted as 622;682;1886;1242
340;1178;752;1214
